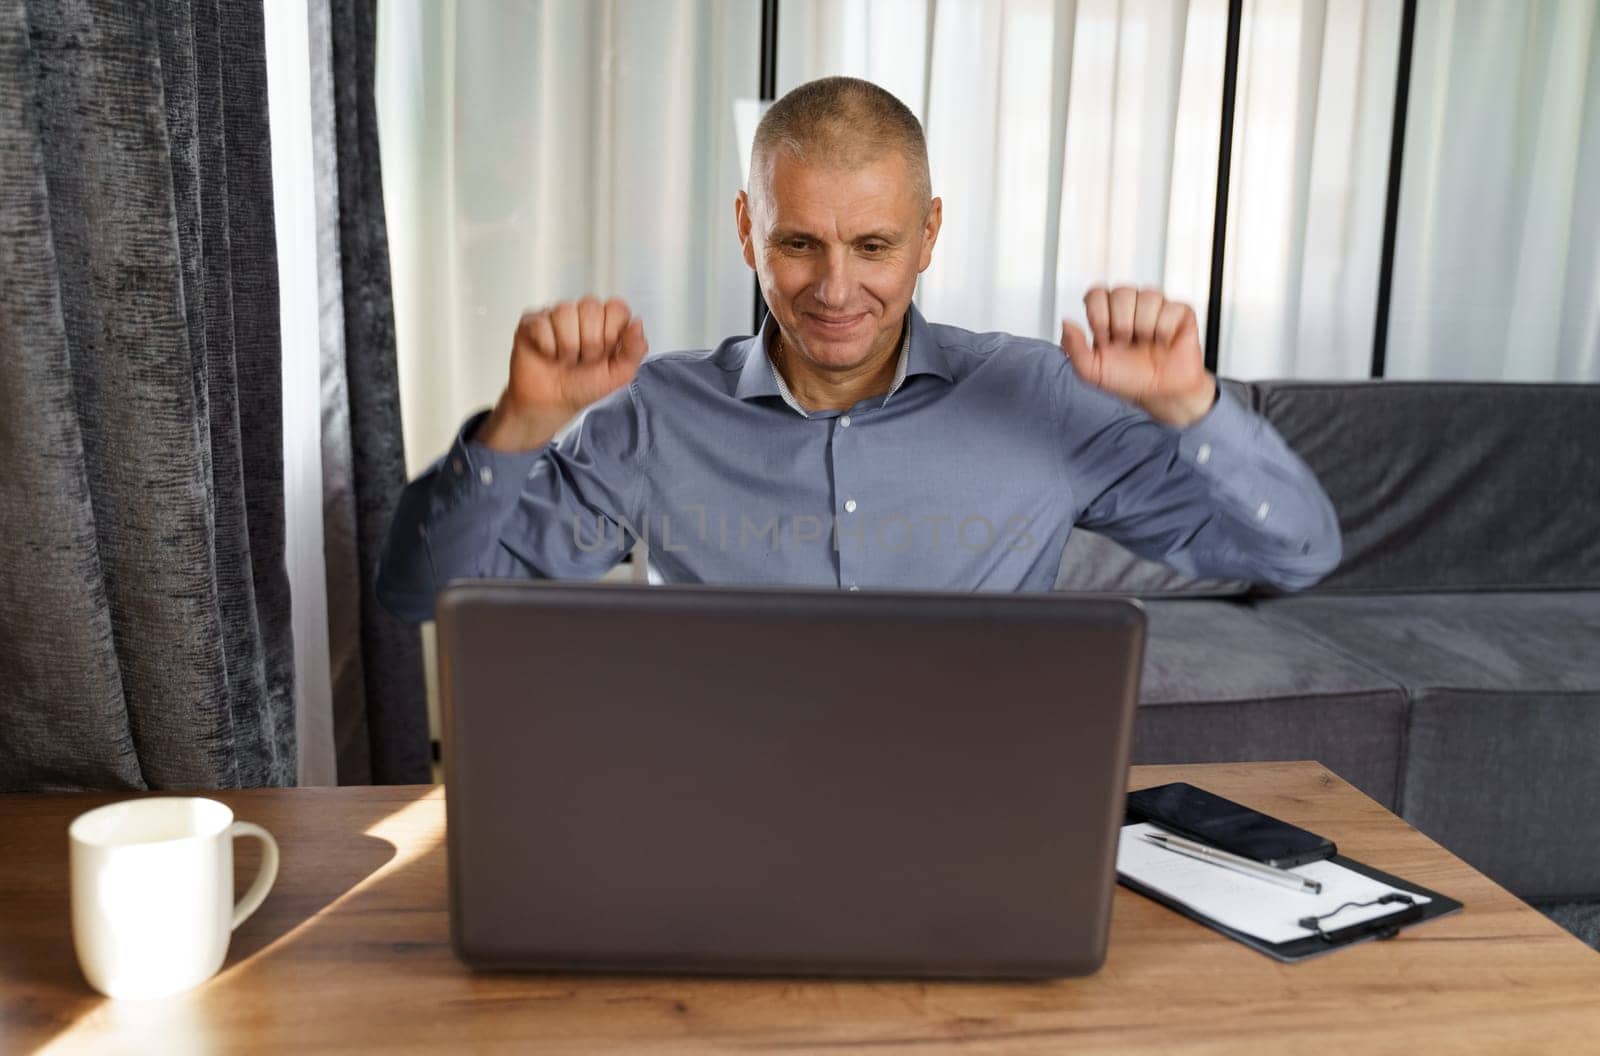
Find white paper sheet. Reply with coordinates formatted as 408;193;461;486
1117;823;1431;944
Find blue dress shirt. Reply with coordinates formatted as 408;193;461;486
377;306;1341;622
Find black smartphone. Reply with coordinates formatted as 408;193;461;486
1125;782;1336;868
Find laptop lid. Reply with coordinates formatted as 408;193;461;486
437;581;1145;979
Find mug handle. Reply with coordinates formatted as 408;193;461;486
229;821;280;929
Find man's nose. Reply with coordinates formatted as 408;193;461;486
812;248;855;309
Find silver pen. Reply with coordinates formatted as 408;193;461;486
1142;832;1323;895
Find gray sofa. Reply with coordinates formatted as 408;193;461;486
1057;380;1600;920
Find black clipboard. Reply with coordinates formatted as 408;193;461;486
1118;850;1463;963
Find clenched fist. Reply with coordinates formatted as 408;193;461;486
476;296;649;452
1060;286;1217;429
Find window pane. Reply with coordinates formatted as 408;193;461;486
1386;0;1600;381
377;0;760;472
1217;0;1400;380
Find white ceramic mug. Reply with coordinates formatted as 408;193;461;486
69;797;279;1000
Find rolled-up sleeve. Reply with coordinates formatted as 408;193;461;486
1061;378;1342;591
376;384;648;622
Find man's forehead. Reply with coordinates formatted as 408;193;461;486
759;152;924;232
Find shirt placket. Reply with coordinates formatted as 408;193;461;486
829;411;864;591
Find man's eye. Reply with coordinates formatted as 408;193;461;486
862;243;887;254
785;240;810;251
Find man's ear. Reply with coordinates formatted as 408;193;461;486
735;191;757;270
918;196;943;273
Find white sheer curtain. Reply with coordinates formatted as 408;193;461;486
264;0;337;785
377;0;759;474
1388;0;1600;381
377;0;1597;466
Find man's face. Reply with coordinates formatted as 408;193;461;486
737;150;942;374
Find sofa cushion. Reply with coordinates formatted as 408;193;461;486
1252;381;1600;593
1054;529;1250;597
1257;592;1600;694
1256;592;1600;899
1132;600;1408;807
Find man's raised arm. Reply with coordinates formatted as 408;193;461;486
1058;286;1342;591
376;297;651;622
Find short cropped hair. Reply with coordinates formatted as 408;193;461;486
749;76;932;217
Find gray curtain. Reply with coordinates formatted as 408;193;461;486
0;0;295;789
314;0;430;784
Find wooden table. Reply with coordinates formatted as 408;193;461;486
3;762;1596;1054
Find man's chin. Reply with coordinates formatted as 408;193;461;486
795;339;875;371
797;320;874;357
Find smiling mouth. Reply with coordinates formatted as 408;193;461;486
808;313;866;331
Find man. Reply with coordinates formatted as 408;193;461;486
377;77;1339;622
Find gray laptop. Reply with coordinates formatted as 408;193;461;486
436;580;1145;979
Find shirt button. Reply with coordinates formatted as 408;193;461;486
844;499;858;514
1256;501;1271;521
452;457;464;475
848;585;860;592
1196;443;1212;465
479;466;494;486
840;415;852;428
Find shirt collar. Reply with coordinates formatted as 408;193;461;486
732;304;954;415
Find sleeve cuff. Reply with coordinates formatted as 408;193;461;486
1174;385;1256;469
446;409;547;497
